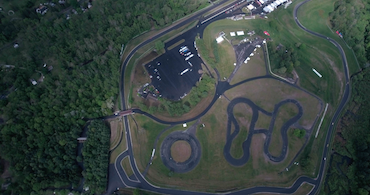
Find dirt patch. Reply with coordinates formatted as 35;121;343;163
171;141;192;163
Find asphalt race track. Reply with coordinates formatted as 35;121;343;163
107;0;352;194
224;98;303;166
160;131;202;173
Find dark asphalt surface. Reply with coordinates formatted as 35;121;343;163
106;0;352;194
223;98;303;166
160;131;202;173
145;31;203;100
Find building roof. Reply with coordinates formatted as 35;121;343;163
237;31;245;36
216;36;224;43
230;32;236;36
247;4;255;10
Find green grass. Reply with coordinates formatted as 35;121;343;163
200;6;343;106
167;39;185;51
121;156;134;177
269;103;299;157
297;0;361;75
130;115;169;172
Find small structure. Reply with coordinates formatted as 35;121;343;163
247;31;255;36
36;5;48;15
259;0;265;4
58;0;66;4
312;68;322;78
263;5;274;13
247;4;255;10
13;43;19;48
216;36;224;43
236;31;244;36
183;123;187;128
234;14;245;21
31;79;37;85
230;32;236;37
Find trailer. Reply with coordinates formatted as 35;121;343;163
151;149;156;158
312;68;322;78
185;54;194;61
180;68;189;75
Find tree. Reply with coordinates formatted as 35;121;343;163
155;41;165;52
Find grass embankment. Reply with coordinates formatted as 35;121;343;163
110;119;127;164
297;0;360;75
167;39;185;51
109;119;123;151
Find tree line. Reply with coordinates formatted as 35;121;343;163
330;0;370;67
0;0;210;193
82;120;110;194
323;69;370;195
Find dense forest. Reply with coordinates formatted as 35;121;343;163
330;0;370;66
82;120;110;194
0;0;209;193
323;69;370;195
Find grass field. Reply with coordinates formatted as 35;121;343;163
297;0;360;75
225;78;321;130
110;119;127;164
230;103;252;159
229;47;267;85
200;4;344;106
129;115;169;173
269;103;300;157
140;96;307;191
200;24;237;78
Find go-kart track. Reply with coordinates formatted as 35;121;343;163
224;98;303;166
104;0;352;194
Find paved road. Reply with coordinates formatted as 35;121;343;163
293;0;351;194
106;0;351;194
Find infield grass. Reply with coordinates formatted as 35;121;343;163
297;0;360;74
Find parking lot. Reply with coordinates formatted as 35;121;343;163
144;32;203;100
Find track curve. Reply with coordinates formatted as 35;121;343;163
223;98;303;166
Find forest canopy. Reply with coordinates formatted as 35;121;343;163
0;0;209;194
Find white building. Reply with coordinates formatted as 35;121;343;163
230;32;236;37
237;31;245;36
216;36;224;43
